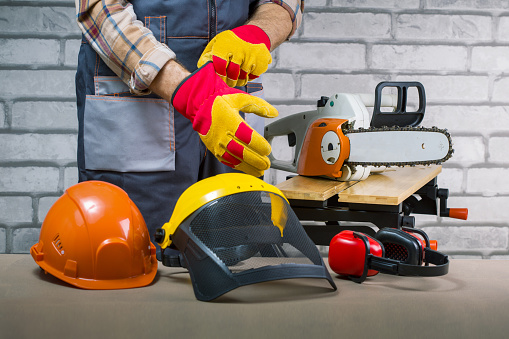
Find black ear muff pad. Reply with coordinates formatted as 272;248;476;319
375;228;423;266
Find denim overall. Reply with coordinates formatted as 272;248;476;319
75;0;264;246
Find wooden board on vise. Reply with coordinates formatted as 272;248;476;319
277;165;442;205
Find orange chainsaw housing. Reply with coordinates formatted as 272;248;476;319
297;118;350;178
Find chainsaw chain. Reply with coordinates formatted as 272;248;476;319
344;125;454;167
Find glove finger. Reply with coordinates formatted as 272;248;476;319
220;145;269;177
212;55;229;80
226;61;241;87
232;161;265;178
226;93;278;118
234;121;271;157
217;143;267;177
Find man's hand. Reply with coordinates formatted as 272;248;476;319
197;25;272;88
171;62;278;177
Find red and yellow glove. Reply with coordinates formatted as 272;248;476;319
171;62;278;177
197;25;272;87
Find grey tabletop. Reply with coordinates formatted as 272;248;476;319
1;255;508;339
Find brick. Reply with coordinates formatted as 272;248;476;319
492;77;509;102
396;14;491;41
437;167;464;194
447;136;485;165
498;17;509;42
0;70;76;99
38;196;60;223
65;39;81;67
0;134;77;162
426;0;509;10
0;167;60;192
12;101;78;131
0;229;5;253
0;102;5;129
64;167;79;190
307;0;327;6
12;228;41;253
303;12;391;39
0;197;33;224
277;43;366;70
421;226;508;252
467;168;509;195
0;39;60;65
491;255;509;259
371;45;468;71
301;74;390;100
0;7;78;34
396;75;490;103
472;47;509;72
332;0;419;8
423;105;509;135
489;137;509;163
263;73;296;100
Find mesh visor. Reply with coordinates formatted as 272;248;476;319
171;191;337;301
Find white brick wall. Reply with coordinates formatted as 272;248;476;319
0;0;508;258
0;1;79;253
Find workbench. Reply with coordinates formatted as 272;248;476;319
1;254;508;339
276;165;457;245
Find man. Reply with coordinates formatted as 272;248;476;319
74;0;303;248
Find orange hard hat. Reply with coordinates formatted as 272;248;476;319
31;181;157;289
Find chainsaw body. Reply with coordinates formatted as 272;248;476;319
265;82;452;181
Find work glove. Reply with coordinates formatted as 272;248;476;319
171;62;278;177
197;25;272;88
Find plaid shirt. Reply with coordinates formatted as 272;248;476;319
76;0;304;95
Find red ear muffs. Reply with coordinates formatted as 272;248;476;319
329;230;384;280
329;228;449;283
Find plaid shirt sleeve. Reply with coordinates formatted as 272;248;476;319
255;0;304;37
75;0;176;95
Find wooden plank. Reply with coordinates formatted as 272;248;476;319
276;175;358;201
337;165;442;205
276;165;442;204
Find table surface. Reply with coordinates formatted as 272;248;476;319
1;254;508;339
277;165;442;205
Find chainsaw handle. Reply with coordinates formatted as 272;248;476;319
264;111;316;173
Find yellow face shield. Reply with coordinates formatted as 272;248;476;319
155;173;336;301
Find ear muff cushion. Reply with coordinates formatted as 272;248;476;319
329;230;384;277
375;228;423;266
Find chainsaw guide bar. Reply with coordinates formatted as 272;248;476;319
344;125;454;168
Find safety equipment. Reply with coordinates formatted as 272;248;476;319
197;25;272;87
329;228;449;283
155;173;337;301
172;62;278;177
30;181;158;289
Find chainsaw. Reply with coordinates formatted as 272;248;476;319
264;82;454;181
